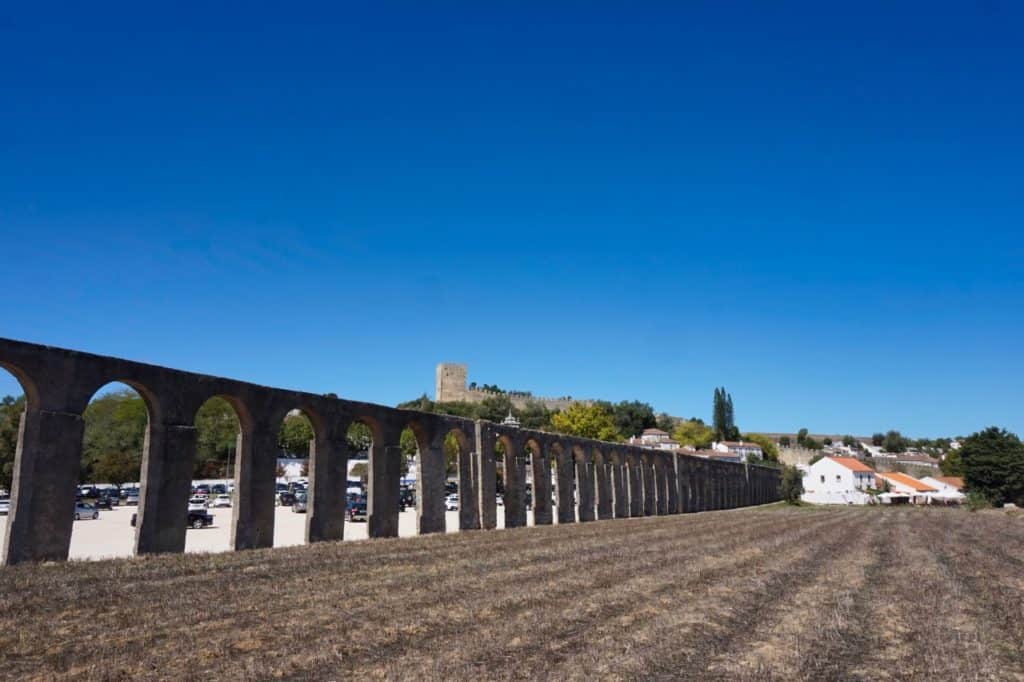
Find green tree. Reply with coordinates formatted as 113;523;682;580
476;394;515;424
89;449;134;485
0;395;26;490
279;413;315;456
349;462;368;481
823;437;833;446
655;412;677;435
960;427;1024;506
871;433;885;447
81;390;148;483
842;435;856;447
779;435;791;447
193;397;240;477
796;428;809;446
779;465;804;504
940;448;963;477
612;400;656;439
712;387;738;441
743;433;779;462
346;421;372;453
549;403;619;441
672;419;714;449
883;430;907;453
517;400;553;431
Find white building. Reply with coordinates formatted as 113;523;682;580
874;472;937;503
712;440;763;462
919;476;965;504
801;456;876;505
628;428;681;451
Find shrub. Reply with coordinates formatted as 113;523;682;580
779;465;804;505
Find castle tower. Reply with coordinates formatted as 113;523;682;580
435;363;468;403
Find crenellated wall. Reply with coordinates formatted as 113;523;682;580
1;338;781;565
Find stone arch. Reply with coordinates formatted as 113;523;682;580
593;448;613;520
549;441;575;524
439;425;477;531
625;452;643;517
608;450;628;518
189;394;246;552
0;360;38;411
572;444;594;522
640;452;657;516
499;433;527;528
397;418;438;535
525;438;551;526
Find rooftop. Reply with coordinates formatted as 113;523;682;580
827;457;875;474
877;472;937;493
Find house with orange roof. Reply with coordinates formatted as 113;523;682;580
801;456;877;505
875;472;937;503
920;476;966;504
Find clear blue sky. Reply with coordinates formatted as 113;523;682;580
1;2;1022;438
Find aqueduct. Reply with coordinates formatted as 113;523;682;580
0;337;781;565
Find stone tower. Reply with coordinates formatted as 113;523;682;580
435;362;468;403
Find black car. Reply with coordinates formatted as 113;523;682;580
130;510;214;529
277;491;296;507
92;495;113;510
399;489;415;509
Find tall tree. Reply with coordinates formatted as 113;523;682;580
960;427;1024;506
712;387;738;441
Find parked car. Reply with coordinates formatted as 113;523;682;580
347;498;367;522
130;510;213;529
187;509;215;529
277;491;296;507
123;488;140;505
74;502;99;520
193;484;211;496
92;495;113;510
188;496;208;511
444;494;459;511
496;494;504;506
292;492;308;513
0;495;10;515
400;488;415;509
211;483;228;495
210;494;232;508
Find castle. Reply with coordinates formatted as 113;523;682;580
435;363;590;411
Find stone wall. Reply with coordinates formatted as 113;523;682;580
435;362;591;410
0;338;781;565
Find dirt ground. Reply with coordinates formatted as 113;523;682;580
0;506;1021;680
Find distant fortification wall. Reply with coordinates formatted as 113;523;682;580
435;362;590;411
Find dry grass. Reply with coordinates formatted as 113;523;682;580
1;506;1022;680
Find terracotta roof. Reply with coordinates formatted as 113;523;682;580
877;472;937;492
934;476;964;490
828;457;875;473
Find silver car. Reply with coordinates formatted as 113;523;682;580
0;495;10;515
74;502;99;520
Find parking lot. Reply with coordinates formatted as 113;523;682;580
1;503;524;560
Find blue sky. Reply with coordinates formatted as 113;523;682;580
1;2;1022;437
